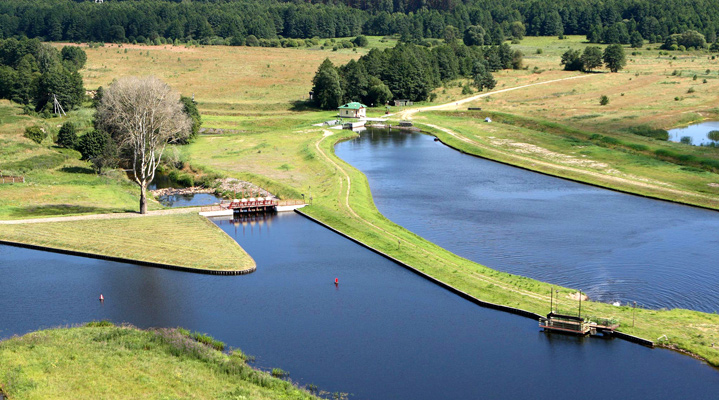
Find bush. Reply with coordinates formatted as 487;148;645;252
57;122;77;148
707;130;719;142
77;130;110;160
24;126;47;144
599;95;609;106
680;136;693;145
688;87;696;93
627;143;648;151
627;125;669;140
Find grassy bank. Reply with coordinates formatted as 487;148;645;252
0;323;318;399
0;213;255;272
413;111;719;210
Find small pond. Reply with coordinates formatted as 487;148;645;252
135;171;225;208
668;121;719;145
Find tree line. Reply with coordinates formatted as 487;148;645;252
2;0;719;48
311;41;523;109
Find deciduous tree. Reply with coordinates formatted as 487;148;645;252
96;76;191;213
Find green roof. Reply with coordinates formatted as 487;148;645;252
338;102;367;110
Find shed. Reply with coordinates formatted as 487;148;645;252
338;102;367;119
394;99;413;107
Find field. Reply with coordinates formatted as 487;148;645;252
0;213;254;272
0;323;317;399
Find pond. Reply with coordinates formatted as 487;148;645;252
335;128;719;312
143;171;224;208
2;213;718;399
668;121;719;145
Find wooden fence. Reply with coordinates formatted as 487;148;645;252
0;175;24;184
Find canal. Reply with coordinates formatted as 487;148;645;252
1;212;718;399
335;128;719;312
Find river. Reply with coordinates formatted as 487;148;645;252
335;128;719;312
1;212;718;399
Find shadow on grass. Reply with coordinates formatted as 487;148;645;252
10;204;131;218
60;166;95;174
288;100;319;112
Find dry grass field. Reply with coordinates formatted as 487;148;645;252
75;43;361;111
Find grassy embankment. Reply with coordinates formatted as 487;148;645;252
0;323;318;400
0;213;254;272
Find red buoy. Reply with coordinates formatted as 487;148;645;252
99;294;104;301
334;278;338;285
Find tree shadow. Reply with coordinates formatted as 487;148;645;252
288;100;319;112
10;204;132;218
60;166;95;174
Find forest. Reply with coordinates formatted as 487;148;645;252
1;0;719;47
312;42;522;107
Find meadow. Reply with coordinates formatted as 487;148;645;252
0;323;317;399
0;213;254;271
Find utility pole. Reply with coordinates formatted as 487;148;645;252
578;291;582;319
52;94;66;116
633;301;637;328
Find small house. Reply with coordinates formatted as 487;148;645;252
394;99;413;107
338;102;367;119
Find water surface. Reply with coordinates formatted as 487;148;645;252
335;128;719;312
2;213;718;399
668;121;719;145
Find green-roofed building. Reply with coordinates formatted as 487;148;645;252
338;102;367;118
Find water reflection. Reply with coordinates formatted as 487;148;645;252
668;121;719;145
336;128;719;312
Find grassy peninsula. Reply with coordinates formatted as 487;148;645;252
0;213;255;272
0;323;317;399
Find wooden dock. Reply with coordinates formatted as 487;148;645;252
539;312;620;336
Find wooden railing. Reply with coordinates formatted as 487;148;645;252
0;175;24;184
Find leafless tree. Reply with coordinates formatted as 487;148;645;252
96;76;191;213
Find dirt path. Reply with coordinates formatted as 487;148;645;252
0;207;201;225
398;74;592;120
316;130;550;303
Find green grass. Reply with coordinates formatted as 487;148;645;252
0;213;255;271
0;323;317;400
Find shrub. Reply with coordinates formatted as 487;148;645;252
688;87;696;93
627;125;669;140
707;130;719;142
57;122;77;148
77;130;110;160
599;95;609;106
680;136;693;145
24;126;47;144
627;143;648;151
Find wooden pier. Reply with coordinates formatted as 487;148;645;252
539;312;620;336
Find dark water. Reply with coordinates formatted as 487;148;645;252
143;172;224;207
668;121;719;145
335;128;719;312
1;213;718;399
156;192;224;208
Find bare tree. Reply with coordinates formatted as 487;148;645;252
96;76;191;213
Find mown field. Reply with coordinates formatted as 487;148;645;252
0;323;317;399
0;213;255;271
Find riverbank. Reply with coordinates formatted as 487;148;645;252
300;129;719;367
0;323;318;399
0;213;255;273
